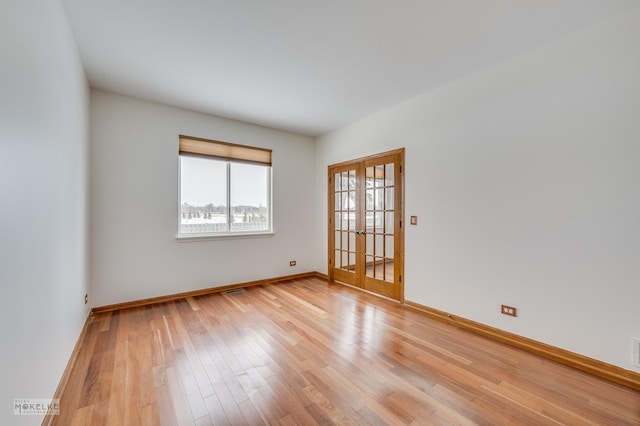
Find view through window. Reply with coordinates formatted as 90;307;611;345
179;136;272;236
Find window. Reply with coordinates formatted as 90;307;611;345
178;135;272;236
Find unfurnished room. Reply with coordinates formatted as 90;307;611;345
1;0;639;425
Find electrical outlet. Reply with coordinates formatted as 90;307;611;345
501;305;517;317
289;260;296;267
633;338;640;367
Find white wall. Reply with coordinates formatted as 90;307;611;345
90;91;315;306
315;8;640;372
0;1;90;425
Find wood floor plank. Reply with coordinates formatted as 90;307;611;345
203;394;231;426
209;373;248;424
237;397;264;425
54;278;640;425
141;402;161;426
154;383;178;426
165;365;196;426
69;405;93;426
106;334;126;425
266;374;319;425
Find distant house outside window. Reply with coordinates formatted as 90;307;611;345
178;135;272;237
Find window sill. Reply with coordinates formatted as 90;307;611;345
176;231;275;242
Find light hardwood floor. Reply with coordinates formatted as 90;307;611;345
53;277;639;425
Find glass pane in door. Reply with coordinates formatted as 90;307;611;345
334;170;357;273
365;163;395;283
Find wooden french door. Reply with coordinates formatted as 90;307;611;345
328;149;404;301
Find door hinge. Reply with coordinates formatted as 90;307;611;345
400;165;402;173
399;274;402;282
328;176;331;184
399;220;402;228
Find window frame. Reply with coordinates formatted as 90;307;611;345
176;136;274;240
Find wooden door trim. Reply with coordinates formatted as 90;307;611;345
328;148;405;169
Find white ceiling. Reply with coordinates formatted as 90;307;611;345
62;0;637;136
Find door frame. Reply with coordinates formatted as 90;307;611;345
327;148;405;302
